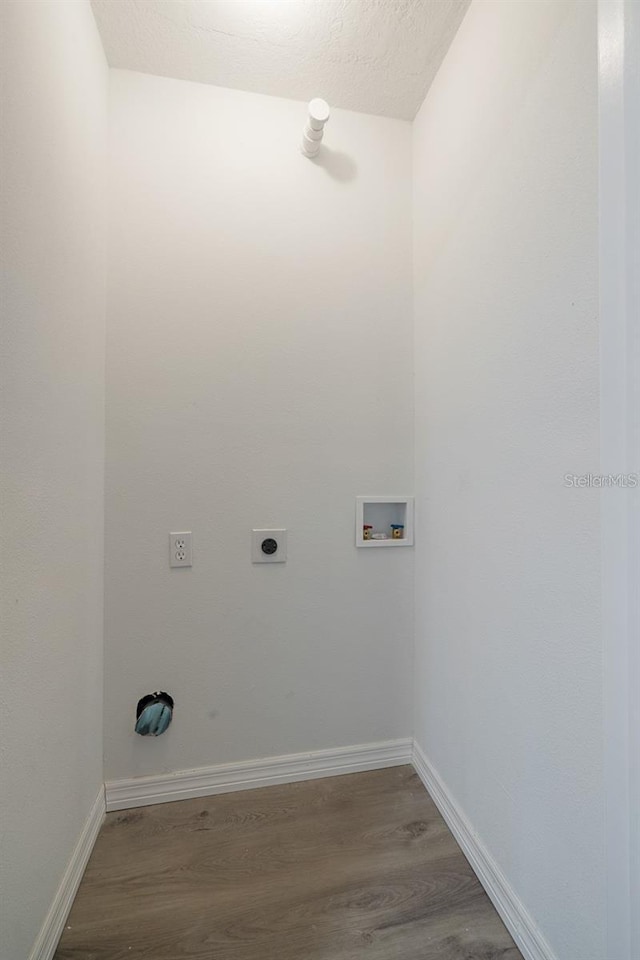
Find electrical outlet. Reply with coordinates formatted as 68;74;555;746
170;531;192;567
252;529;287;563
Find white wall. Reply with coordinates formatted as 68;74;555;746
104;71;413;781
412;2;602;958
0;2;107;957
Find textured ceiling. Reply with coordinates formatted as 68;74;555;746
91;0;470;120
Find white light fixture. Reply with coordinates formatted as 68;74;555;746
301;98;330;158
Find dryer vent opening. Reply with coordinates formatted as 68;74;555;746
135;691;174;737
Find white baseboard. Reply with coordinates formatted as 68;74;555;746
29;787;105;960
105;737;413;811
411;743;555;960
31;742;553;960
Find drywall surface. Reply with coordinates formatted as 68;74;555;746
412;1;602;958
0;2;107;957
105;71;413;780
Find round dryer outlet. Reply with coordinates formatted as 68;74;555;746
251;529;287;563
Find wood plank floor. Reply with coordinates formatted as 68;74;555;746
54;766;522;960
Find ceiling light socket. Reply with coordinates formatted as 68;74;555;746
301;98;330;158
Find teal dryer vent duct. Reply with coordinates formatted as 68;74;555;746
135;692;173;737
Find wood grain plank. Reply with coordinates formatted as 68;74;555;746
54;766;523;960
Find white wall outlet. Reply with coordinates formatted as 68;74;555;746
169;531;192;567
252;529;287;563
